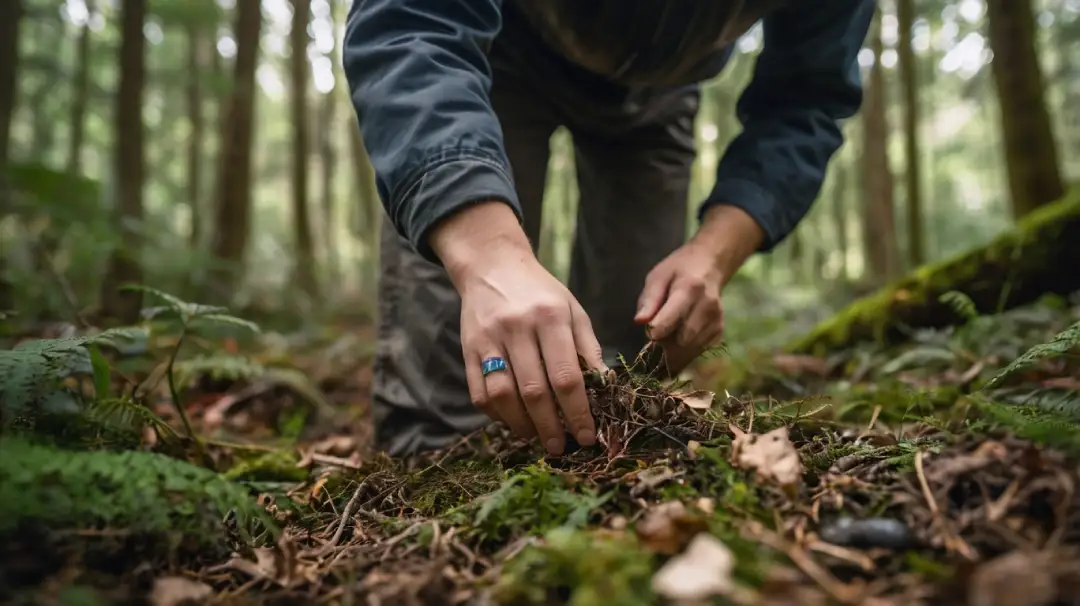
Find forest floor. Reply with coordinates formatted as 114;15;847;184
2;288;1080;606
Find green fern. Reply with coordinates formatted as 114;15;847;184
938;290;979;322
173;353;266;388
125;284;259;334
984;319;1080;389
0;327;144;425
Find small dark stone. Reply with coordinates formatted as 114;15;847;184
819;517;914;550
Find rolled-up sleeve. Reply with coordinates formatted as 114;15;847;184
701;0;875;251
342;0;518;262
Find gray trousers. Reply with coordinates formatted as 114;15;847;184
372;9;700;456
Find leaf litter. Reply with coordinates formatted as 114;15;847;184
5;294;1080;605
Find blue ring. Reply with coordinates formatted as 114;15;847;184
482;357;508;377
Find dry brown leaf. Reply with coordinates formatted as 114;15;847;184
635;501;710;555
148;576;213;606
651;533;735;601
672;389;715;410
967;551;1057;606
729;424;803;487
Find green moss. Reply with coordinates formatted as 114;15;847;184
0;437;273;556
223;449;308;483
492;528;655;606
789;188;1080;356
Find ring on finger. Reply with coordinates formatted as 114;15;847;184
481;356;509;377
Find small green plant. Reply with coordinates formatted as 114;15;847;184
466;464;610;543
984;319;1080;389
938;290;979;322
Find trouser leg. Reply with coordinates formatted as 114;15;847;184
567;89;699;370
370;72;559;456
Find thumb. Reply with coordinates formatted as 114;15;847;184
635;269;673;324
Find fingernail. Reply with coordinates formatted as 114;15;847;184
577;430;595;447
545;438;563;455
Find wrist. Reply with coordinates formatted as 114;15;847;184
692;204;765;281
428;201;535;287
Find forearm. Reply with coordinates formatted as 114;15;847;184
429;201;535;289
342;0;524;264
699;0;874;252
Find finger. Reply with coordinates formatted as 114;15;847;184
648;287;693;341
542;308;597;446
506;328;566;455
464;350;502;423
678;297;722;348
570;302;607;372
479;352;534;439
635;268;673;324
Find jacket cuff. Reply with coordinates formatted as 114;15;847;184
699;177;785;252
397;154;523;264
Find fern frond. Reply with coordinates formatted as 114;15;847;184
939;290;979;322
984;319;1080;388
173;353;266;388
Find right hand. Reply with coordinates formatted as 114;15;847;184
430;202;607;456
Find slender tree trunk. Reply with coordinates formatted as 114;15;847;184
208;0;263;299
186;21;205;248
66;0;93;175
290;0;319;301
897;0;925;268
860;13;901;283
99;0;147;323
320;1;342;291
0;0;23;311
348;121;379;300
985;0;1065;218
832;158;849;281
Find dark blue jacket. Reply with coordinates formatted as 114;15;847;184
343;0;875;262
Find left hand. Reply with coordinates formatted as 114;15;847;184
634;205;766;374
634;240;726;373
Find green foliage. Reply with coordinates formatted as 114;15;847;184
968;396;1080;454
467;465;610;543
984;319;1080;388
938;290;979;322
128;284;260;335
493;528;655;606
0;327;144;426
0;437;273;553
173;352;266;388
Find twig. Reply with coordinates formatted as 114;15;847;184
915;450;978;560
308;478;368;558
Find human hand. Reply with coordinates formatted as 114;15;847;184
634;205;765;374
429;202;607;456
634;241;727;374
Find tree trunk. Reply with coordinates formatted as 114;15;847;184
208;0;262;299
320;0;342;291
985;0;1064;219
0;0;22;312
290;0;319;301
860;13;901;283
832;158;849;280
186;21;206;249
348;121;379;300
789;191;1080;356
66;0;93;176
99;0;147;323
897;0;925;268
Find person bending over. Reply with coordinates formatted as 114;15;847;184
342;0;874;457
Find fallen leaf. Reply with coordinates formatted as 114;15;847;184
672;389;715;410
651;533;735;600
629;465;682;497
635;501;709;555
730;425;803;488
967;551;1056;606
149;576;213;606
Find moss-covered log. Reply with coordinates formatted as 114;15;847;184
789;189;1080;356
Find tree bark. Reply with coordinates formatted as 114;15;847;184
99;0;147;323
897;0;925;268
186;22;206;249
985;0;1065;219
66;0;93;176
208;0;262;299
348;121;379;299
860;13;901;283
789;191;1080;355
320;0;342;291
290;0;319;301
832;158;849;280
0;0;22;311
